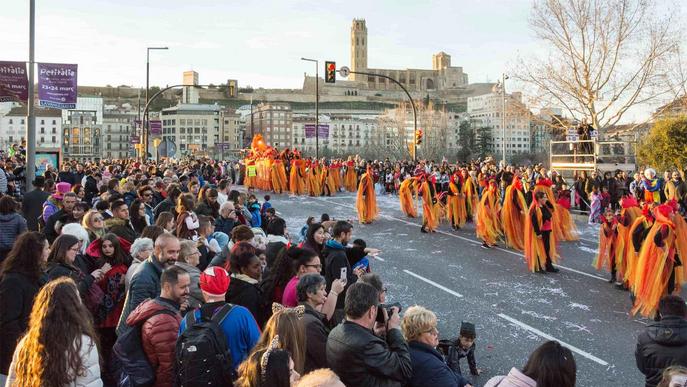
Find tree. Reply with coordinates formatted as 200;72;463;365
515;0;683;131
456;120;477;161
476;127;493;159
637;116;687;171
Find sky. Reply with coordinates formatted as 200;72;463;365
2;0;537;89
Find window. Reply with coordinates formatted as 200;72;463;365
8;119;12;124
40;136;44;143
51;136;56;143
52;120;56;125
40;127;45;134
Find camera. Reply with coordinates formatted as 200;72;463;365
376;302;402;324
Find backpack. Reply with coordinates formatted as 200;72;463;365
111;308;177;387
175;303;235;386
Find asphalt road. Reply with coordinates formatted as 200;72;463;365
264;190;667;387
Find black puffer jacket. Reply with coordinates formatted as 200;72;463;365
326;320;412;387
636;316;687;387
226;275;270;328
0;272;40;374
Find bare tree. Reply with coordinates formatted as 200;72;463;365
514;0;683;131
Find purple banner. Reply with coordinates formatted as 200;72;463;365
149;120;162;136
38;63;78;109
0;61;28;103
130;135;140;144
304;124;316;138
318;124;329;138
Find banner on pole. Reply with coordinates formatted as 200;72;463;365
304;124;316;138
37;63;78;109
318;124;329;137
149;120;162;136
0;61;28;103
304;124;329;138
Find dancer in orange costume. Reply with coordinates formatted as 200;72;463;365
625;203;656;291
462;169;478;222
307;160;322;196
289;157;306;196
524;191;560;273
321;163;337;197
631;201;687;317
270;158;288;194
330;161;342;193
344;158;358;192
418;173;439;233
476;179;502;248
355;166;378;224
501;176;528;251
398;177;418;218
593;208;620;281
446;170;467;230
613;196;642;289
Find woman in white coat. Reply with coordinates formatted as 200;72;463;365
6;276;102;387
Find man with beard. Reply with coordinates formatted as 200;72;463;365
117;233;181;336
664;170;687;207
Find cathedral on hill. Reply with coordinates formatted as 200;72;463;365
349;19;469;92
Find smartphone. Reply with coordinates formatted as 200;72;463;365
340;267;347;282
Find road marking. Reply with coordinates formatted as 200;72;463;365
403;269;464;298
497;313;609;366
311;197;608;281
579;237;598;244
372;255;385;262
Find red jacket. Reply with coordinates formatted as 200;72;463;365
126;297;181;387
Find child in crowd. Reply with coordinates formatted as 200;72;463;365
261;195;272;215
589;185;602;224
439;322;481;383
348;239;372;274
247;194;262;227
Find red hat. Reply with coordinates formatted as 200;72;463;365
200;266;230;297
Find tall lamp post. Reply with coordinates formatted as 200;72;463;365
500;73;508;165
25;0;36;192
300;58;319;158
144;46;168;159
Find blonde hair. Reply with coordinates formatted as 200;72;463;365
401;305;437;342
252;309;306;374
297;368;343;387
658;366;687;387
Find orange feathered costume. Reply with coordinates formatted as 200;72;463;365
501;177;528;251
398;178;418;218
524;200;559;272
476;181;502;246
356;166;378;224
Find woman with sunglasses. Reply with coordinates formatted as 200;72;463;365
82;210;106;243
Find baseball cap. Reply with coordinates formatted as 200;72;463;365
200;266;230;297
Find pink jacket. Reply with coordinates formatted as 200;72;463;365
484;367;536;387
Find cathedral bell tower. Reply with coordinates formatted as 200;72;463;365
350;19;367;82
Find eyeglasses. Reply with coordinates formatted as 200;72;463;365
93;217;104;222
69;246;80;253
143;193;153;197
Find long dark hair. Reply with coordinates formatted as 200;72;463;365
11;277;99;387
99;232;130;266
129;199;147;234
202;188;220;218
0;232;47;281
304;222;324;255
47;234;80;267
522;341;576;387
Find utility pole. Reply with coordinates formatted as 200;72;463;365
25;0;36;192
144;46;168;160
501;73;507;165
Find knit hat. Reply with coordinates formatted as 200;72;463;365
460;321;476;338
200;266;230;297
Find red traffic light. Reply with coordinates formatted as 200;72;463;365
325;61;336;83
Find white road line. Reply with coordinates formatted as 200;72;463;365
372;255;385;262
403;269;464;298
497;313;609;366
579;237;598;244
313;197;608;282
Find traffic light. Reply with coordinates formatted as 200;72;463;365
415;129;423;145
325;61;336;83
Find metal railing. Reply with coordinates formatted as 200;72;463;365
549;139;636;172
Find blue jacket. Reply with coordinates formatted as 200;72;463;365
116;256;164;336
407;341;463;387
248;203;261;227
178;302;261;371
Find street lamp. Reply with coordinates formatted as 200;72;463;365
501;73;509;165
144;46;168;159
300;57;319;158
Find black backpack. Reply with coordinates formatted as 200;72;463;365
175;303;235;386
111;308;177;387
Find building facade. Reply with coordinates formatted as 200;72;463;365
102;111;136;160
160;103;222;157
253;103;292;148
349;19;468;92
62;97;104;161
467;91;532;159
0;107;62;151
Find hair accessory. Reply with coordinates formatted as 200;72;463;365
271;302;305;319
261;335;280;381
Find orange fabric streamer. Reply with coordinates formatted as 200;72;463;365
463;175;478;221
593;216;617;272
356;167;378;224
270;160;288;194
501;179;527;251
524;202;559;272
289;159;306;195
476;184;502;245
398;178;418;218
420;181;439;231
344;161;357;192
447;181;466;228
